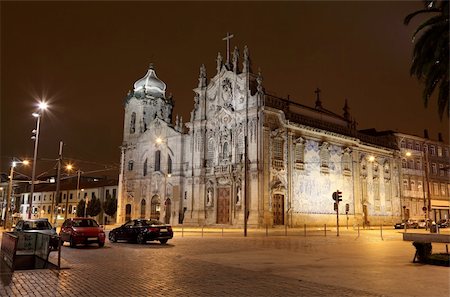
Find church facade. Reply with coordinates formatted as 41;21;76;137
117;44;402;227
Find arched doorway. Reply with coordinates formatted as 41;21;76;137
151;195;160;220
165;199;171;224
140;199;146;218
125;204;132;222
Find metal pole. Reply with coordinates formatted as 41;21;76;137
380;224;384;240
325;224;327;237
54;141;63;224
5;165;14;229
29;114;41;219
423;150;432;231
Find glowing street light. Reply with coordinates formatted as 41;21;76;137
29;101;48;219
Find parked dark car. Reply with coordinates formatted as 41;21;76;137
437;219;449;228
394;220;418;229
109;219;173;244
60;217;105;248
14;218;59;249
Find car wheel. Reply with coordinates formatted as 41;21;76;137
69;237;76;248
159;239;168;245
109;232;117;243
136;233;145;244
98;241;105;248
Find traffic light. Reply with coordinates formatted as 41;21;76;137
332;190;343;202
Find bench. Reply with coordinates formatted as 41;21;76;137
403;233;450;263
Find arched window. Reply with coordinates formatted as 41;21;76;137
223;142;229;159
140;199;146;218
130;112;136;134
167;155;172;174
155;150;161;171
143;158;148;176
207;139;215;160
125;204;132;221
151;196;160;220
128;161;134;171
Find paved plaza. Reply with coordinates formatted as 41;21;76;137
0;227;449;297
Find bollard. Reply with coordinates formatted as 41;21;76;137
202;226;204;237
266;224;268;237
324;224;327;237
222;227;224;237
304;224;306;237
182;225;184;237
58;236;62;270
380;224;384;240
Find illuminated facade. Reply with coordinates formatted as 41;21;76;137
118;44;405;227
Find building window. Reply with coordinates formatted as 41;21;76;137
128;161;134;171
272;138;284;170
44;195;46;201
143;158;148;176
70;193;73;200
69;205;73;214
106;189;110;198
430;145;436;156
400;140;406;148
140;199;146;219
408;159;414;169
432;163;437;175
438;147;443;157
415;143;421;151
402;159;407;168
167;155;172;174
416;160;422;170
417;180;423;191
48;206;51;214
403;179;409;191
445;148;449;157
410;180;416;191
222;142;229;160
433;183;439;195
112;189;116;198
423;144;428;153
207;139;215;161
439;164;444;176
130;112;136;134
407;141;413;149
155;150;161;171
441;183;447;196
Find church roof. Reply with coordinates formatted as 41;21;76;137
133;64;166;98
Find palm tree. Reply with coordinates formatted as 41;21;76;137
404;0;449;119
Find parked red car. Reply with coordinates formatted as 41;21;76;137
60;217;105;248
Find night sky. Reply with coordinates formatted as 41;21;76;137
1;1;449;178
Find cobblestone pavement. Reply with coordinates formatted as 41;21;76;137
0;229;448;297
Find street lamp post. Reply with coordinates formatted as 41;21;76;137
5;159;29;229
28;101;48;219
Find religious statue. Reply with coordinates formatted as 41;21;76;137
216;52;223;73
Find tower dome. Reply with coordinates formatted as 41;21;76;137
133;63;167;98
